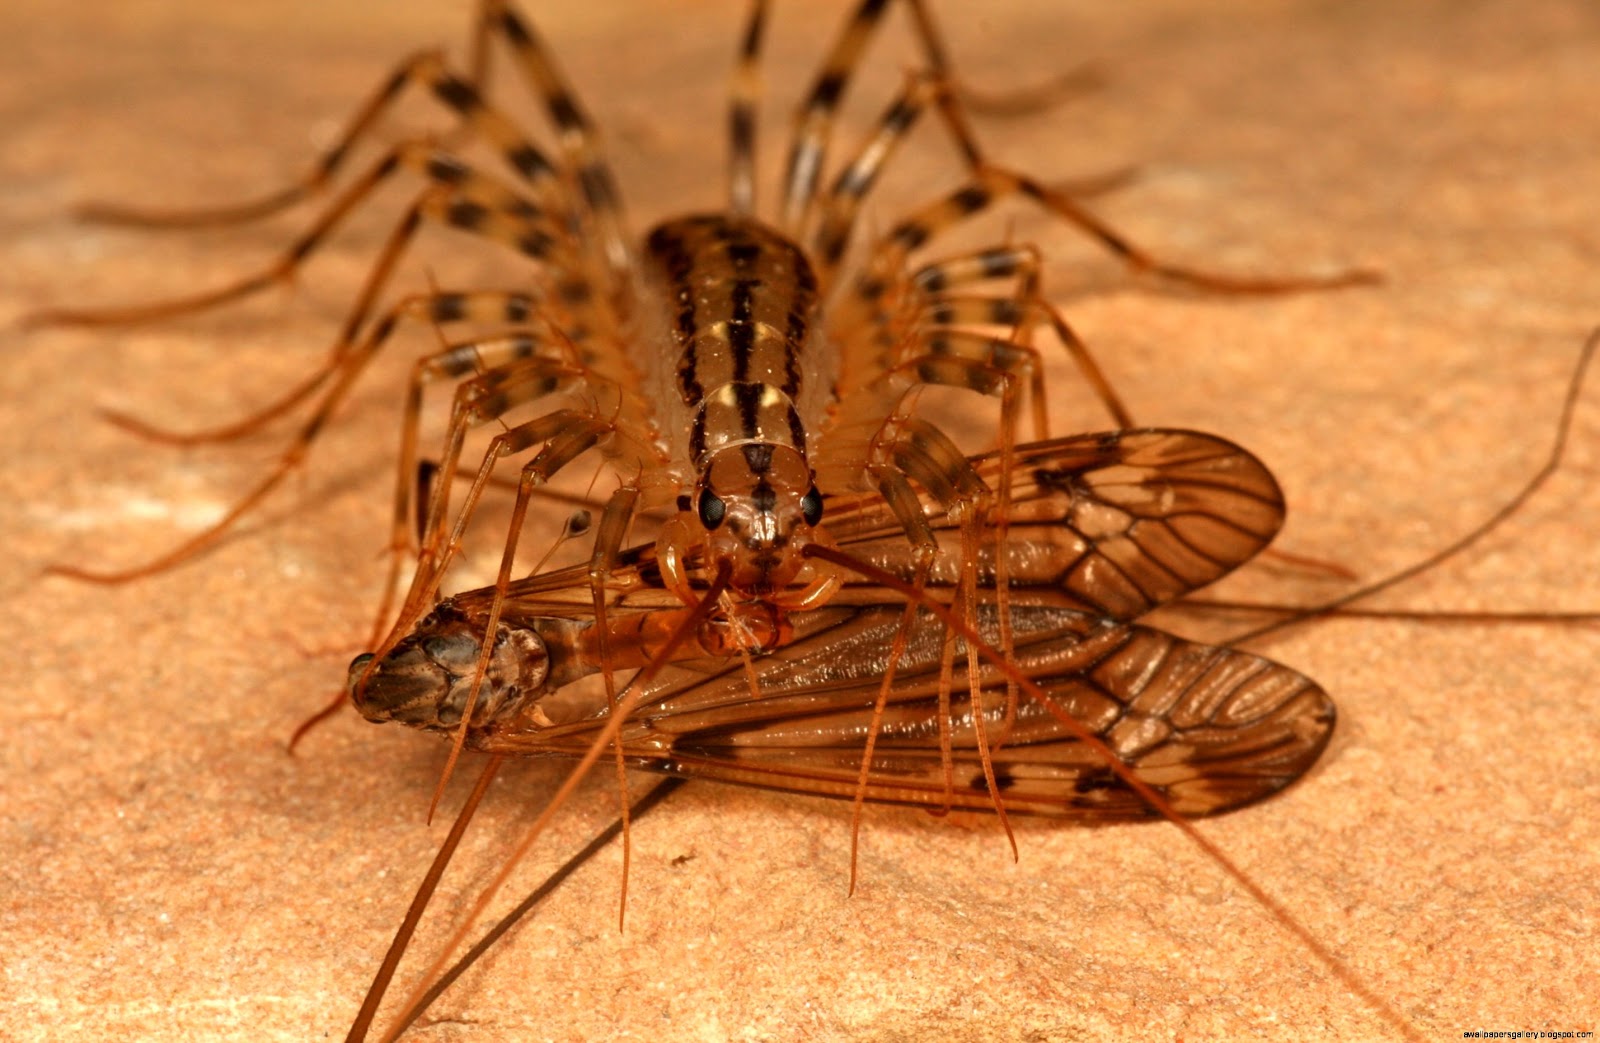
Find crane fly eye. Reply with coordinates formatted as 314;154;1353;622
799;486;823;526
697;489;726;529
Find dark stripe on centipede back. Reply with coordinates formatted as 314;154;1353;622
657;226;701;401
728;287;755;383
688;411;707;464
678;345;702;406
727;239;761;271
741;443;773;475
783;308;807;398
786;407;807;455
734;382;764;437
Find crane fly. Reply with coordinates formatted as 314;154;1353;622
345;327;1600;1041
336;426;1408;1041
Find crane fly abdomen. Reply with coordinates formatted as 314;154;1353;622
364;598;1333;820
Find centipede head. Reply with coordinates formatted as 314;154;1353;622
696;443;824;591
659;444;840;648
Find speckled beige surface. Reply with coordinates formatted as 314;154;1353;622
4;2;1599;1040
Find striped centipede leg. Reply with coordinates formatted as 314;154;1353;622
98;287;548;449
31;190;539;578
372;313;600;634
26;52;596;332
779;0;1001;232
41;175;590;584
870;165;1380;298
802;73;1135;434
470;0;632;280
799;1;1377;295
907;276;1135;434
390;367;622;637
725;0;772;214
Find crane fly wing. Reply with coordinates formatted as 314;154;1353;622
472;429;1285;622
477;604;1333;819
828;429;1285;618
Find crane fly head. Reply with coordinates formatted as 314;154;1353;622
347;603;551;733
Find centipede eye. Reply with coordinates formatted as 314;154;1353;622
799;486;824;527
697;488;726;529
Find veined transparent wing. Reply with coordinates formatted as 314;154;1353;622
477;427;1286;620
473;603;1333;819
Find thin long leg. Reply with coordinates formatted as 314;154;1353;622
101;289;546;447
44;178;573;583
809;70;941;285
726;0;772;215
912;290;1134;432
780;0;895;232
807;81;1134;431
67;7;632;297
28;138;570;333
75;49;562;231
369;320;589;642
373;777;688;1042
478;0;633;278
771;0;1376;309
863;165;1379;299
343;755;504;1043
779;0;1037;234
